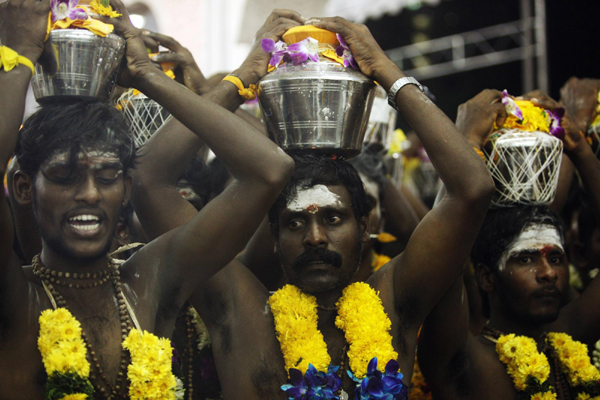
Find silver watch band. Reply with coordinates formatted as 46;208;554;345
387;77;424;109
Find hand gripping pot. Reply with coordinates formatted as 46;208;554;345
31;29;125;103
257;27;376;160
485;129;563;207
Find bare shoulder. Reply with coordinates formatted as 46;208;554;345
426;335;517;400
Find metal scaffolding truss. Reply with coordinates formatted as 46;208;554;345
385;0;548;92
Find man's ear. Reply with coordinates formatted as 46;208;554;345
12;170;34;206
475;263;496;293
114;219;131;247
360;216;370;243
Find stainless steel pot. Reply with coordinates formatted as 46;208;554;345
257;58;376;159
31;29;125;103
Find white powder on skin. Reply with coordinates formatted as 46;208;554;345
497;224;564;271
287;184;341;212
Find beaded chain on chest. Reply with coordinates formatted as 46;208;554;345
32;254;134;399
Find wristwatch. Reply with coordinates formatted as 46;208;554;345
387;77;424;109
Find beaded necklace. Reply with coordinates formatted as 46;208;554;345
32;254;135;399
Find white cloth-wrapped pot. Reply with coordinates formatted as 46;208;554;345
485;129;563;207
118;89;171;147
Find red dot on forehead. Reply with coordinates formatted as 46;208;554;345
540;245;555;257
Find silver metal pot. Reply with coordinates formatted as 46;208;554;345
257;58;376;159
31;29;125;103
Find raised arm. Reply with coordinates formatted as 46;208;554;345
314;17;495;324
416;90;510;391
131;12;302;242
109;2;295;301
0;0;49;313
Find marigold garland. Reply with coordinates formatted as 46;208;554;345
496;332;600;400
122;329;178;400
270;283;398;379
335;282;398;379
38;308;94;400
496;334;555;399
268;285;331;375
547;333;600;399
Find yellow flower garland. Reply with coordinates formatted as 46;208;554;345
496;334;552;393
335;282;398;378
269;285;331;375
38;308;94;400
39;308;91;377
38;308;178;400
547;333;600;400
269;282;398;379
122;329;178;400
496;332;600;400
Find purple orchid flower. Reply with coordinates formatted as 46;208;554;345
348;358;407;400
281;364;342;399
261;38;288;68
549;107;566;140
501;90;523;120
335;34;358;69
287;37;320;65
51;0;88;23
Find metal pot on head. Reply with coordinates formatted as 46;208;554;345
31;29;125;103
257;27;376;160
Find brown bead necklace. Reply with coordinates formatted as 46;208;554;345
185;304;196;400
32;254;134;400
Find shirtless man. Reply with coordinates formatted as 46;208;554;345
132;11;494;399
0;1;293;398
417;90;600;400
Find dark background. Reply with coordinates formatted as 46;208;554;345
364;0;600;127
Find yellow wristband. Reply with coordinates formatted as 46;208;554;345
222;75;257;101
0;46;35;76
473;147;486;162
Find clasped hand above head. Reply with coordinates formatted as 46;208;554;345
0;0;49;63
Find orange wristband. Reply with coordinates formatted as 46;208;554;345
473;147;486;162
222;75;257;101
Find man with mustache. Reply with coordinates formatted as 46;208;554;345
132;11;495;399
0;1;293;398
417;90;600;400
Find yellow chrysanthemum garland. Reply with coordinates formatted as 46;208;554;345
496;334;555;399
496;332;600;400
122;329;178;400
269;282;398;380
547;333;600;400
335;282;398;378
38;308;95;400
269;285;331;375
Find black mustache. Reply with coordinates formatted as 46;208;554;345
533;286;561;298
292;248;343;270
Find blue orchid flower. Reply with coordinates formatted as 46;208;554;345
281;364;342;400
348;358;408;400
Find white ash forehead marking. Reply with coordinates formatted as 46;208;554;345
286;184;342;212
497;224;563;271
46;149;120;163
